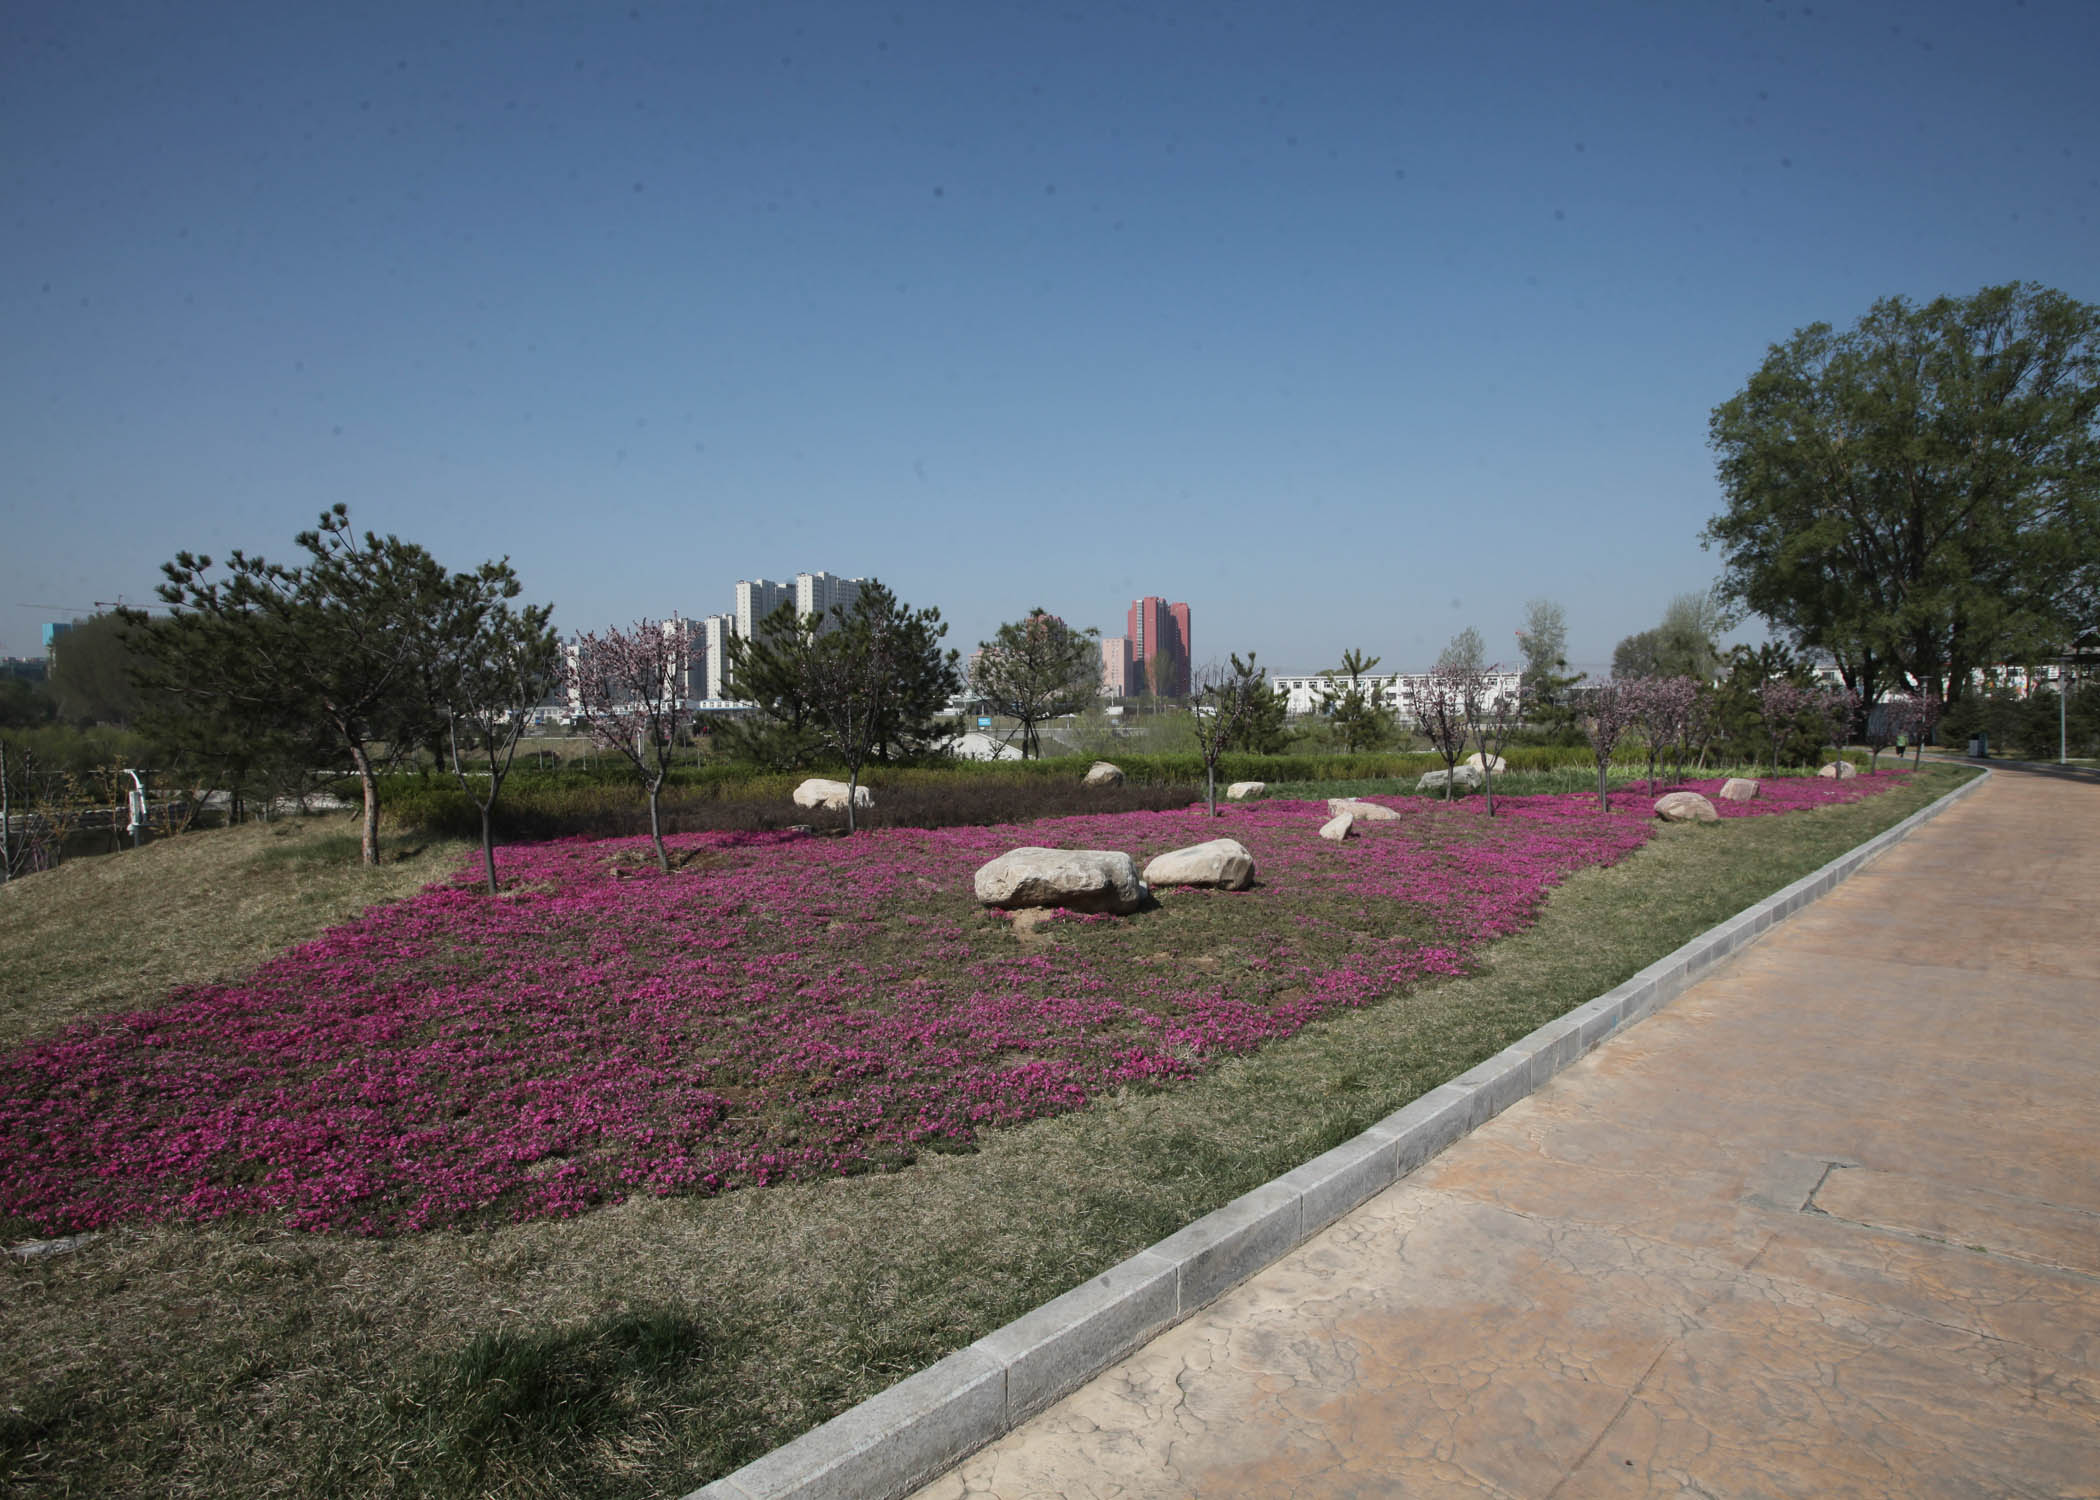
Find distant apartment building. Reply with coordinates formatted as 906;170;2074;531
734;578;792;640
1099;636;1134;697
700;613;735;699
1125;597;1191;697
796;570;865;630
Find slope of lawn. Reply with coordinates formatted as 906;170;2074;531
0;765;1973;1499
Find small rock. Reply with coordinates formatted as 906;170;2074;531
974;847;1145;914
1226;781;1266;801
1143;838;1255;891
1719;778;1759;802
1083;761;1125;787
793;778;873;811
1326;797;1403;821
1654;791;1720;823
1319;812;1356;841
1817;761;1859;779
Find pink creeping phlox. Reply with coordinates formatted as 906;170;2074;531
0;773;1906;1237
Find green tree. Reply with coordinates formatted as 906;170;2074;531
970;609;1101;759
130;506;457;864
1318;647;1393;753
1614;591;1727;683
719;602;826;770
1706;282;2100;706
1189;653;1271;817
1516;599;1585;732
801;582;963;830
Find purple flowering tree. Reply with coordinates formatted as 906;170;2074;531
1407;667;1471;801
1464;667;1526;817
566;619;691;872
1754;679;1817;770
1886;692;1943;768
1816;684;1861;771
1628;676;1699;792
1580;681;1636;811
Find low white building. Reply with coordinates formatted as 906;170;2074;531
1272;670;1524;719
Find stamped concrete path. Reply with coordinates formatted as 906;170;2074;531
914;765;2100;1499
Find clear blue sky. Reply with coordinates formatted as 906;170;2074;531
5;0;2095;676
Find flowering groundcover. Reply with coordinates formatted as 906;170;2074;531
0;773;1903;1237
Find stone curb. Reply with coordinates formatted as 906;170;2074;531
684;769;1989;1500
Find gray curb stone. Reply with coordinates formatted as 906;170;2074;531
684;769;1988;1500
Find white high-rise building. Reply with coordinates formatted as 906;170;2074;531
701;613;735;699
796;570;865;629
735;578;792;640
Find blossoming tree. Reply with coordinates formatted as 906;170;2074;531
566;619;691;872
1580;681;1636;811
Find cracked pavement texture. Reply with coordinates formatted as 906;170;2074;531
913;765;2100;1498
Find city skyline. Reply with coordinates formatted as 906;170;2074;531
6;3;2095;670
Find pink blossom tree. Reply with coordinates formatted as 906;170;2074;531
1885;692;1943;768
1406;667;1471;801
1815;683;1861;771
565;619;691;872
1580;681;1637;811
1754;678;1817;770
1627;676;1699;793
1464;667;1526;816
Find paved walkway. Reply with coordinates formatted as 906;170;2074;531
914;766;2100;1499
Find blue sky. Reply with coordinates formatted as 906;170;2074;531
4;0;2095;676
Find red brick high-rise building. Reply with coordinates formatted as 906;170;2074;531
1125;596;1191;697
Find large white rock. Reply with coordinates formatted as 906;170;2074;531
1654;791;1720;823
1417;766;1484;794
1817;760;1859;779
1326;797;1403;822
1463;752;1509;774
973;847;1145;914
1083;761;1125;787
793;778;873;811
1226;781;1267;801
1719;777;1760;802
1143;838;1255;891
1319;812;1356;842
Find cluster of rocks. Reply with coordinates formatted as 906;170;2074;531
973;838;1254;917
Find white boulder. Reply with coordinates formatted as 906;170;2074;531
1719;777;1760;802
1817;760;1859;779
1226;781;1267;801
1417;766;1484;794
1654;791;1720;823
1319;812;1356;842
1463;752;1509;774
793;778;873;811
1326;797;1403;821
1143;838;1255;891
973;847;1145;914
1083;761;1125;787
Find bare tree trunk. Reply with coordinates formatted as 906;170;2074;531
647;773;669;872
846;767;860;834
352;744;380;865
0;741;12;884
1597;760;1610;813
481;803;498;893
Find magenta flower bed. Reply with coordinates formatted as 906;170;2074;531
0;773;1904;1237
